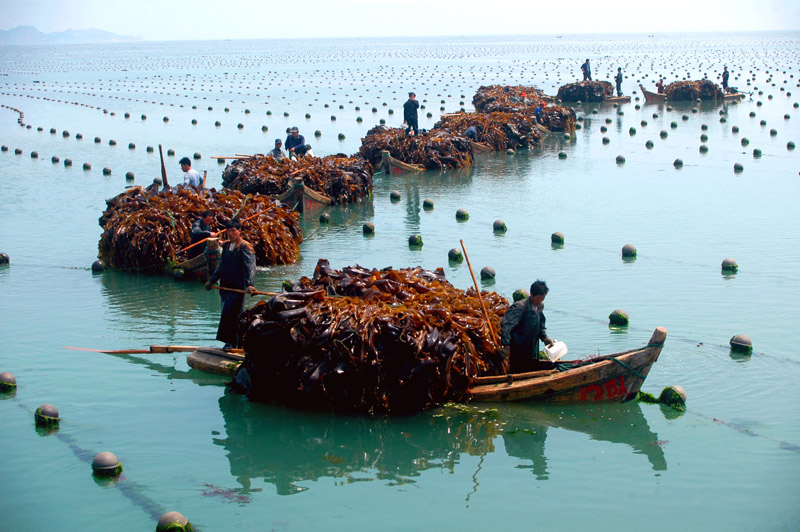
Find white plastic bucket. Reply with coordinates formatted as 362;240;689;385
545;340;568;361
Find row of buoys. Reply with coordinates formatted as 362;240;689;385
0;372;194;531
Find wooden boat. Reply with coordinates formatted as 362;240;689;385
723;91;746;101
605;95;631;103
640;84;666;103
276;176;332;212
187;347;243;376
465;326;666;404
172;238;221;280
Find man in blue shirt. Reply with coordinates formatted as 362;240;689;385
180;157;202;187
285;127;311;158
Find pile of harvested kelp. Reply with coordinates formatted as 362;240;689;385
234;259;508;414
556;81;614;102
435;111;542;151
358;126;474;170
540;105;577;132
664;80;724;101
98;187;302;271
222;155;373;205
472;85;547;114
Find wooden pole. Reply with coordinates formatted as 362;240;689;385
209;285;277;297
460;239;499;348
158;144;170;188
177;210;265;254
202;170;207;189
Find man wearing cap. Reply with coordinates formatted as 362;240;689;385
500;280;554;373
285;127;311;158
180;157;202;187
268;139;286;160
403;92;420;136
190;210;218;258
205;218;256;350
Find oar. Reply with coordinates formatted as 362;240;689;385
209;285;278;297
65;346;150;355
64;345;245;355
158;144;170;188
177;210;266;254
460;239;499;349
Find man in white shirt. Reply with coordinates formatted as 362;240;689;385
179;157;202;187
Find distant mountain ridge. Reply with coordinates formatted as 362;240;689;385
0;25;140;44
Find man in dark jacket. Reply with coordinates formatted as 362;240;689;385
721;66;730;91
615;67;623;97
189;210;217;258
205;219;256;349
500;280;553;373
403;92;420;136
285;127;311;158
581;59;592;81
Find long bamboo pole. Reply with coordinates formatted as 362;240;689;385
460;239;499;347
177;210;266;255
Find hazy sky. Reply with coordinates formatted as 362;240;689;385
2;0;799;41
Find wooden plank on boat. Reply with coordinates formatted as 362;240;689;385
187;347;243;376
469;140;493;152
606;96;631;103
466;327;666;404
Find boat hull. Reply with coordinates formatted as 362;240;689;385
187;347;243;376
465;327;666;404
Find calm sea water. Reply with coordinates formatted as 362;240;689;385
1;33;799;531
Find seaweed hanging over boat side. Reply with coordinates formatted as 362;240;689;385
97;187;301;271
664;80;724;101
358;127;474;170
235;259;509;414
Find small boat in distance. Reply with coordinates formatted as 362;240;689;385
640;84;666;103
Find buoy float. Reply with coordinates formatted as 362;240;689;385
551;232;565;245
512;289;528;302
658;385;687;410
125;171;134;180
621;244;637;258
730;334;753;354
0;253;9;265
91;451;123;477
447;248;463;262
673;158;683;168
91;260;104;272
608;309;629;326
455;208;469;221
615;155;625;164
408;234;423;247
0;371;16;392
362;222;375;235
34;404;60;428
156;512;193;532
319;213;331;224
83;162;91;170
389;190;401;201
422;198;434;210
480;266;496;280
493;219;507;233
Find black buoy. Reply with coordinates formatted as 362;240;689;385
615;155;625;164
455;208;469;221
608;309;629;326
91;260;104;272
0;253;9;265
730;334;753;354
493;219;507;233
35;404;60;428
673;158;683;168
64;158;72;167
408;234;423;247
447;248;463;262
319;213;331;224
92;451;123;477
82;162;91;170
125;171;134;181
621;244;637;259
422;198;434;210
512;289;528;302
102;167;112;175
480;266;496;280
551;232;565;245
362;222;375;235
108;139;116;146
658;385;687;410
389;190;401;201
156;512;193;532
0;371;16;392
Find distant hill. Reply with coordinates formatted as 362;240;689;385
0;25;140;44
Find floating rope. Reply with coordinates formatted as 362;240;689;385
610;357;646;380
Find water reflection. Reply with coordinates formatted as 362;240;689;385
214;393;667;495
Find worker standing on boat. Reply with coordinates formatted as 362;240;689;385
403;92;420;136
615;67;624;97
500;280;554;373
205;219;255;350
722;66;730;92
189;210;218;258
179;157;202;187
268;139;286;160
581;59;592;81
656;78;665;94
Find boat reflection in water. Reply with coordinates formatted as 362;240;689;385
213;391;668;495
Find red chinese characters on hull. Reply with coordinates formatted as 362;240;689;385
581;376;629;402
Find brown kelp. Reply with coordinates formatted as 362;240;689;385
358;126;474;170
234;259;509;414
664;80;724;101
435;111;542;151
222;154;373;205
472;85;576;132
556;81;615;102
98;187;301;271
